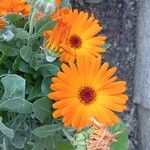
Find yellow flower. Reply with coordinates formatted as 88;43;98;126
0;0;31;17
48;56;128;129
44;9;106;62
0;19;6;29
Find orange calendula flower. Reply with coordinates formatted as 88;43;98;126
51;7;70;20
48;56;128;129
0;0;31;17
0;19;6;29
44;9;106;62
55;0;62;5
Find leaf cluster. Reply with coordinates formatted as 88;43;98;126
0;1;71;149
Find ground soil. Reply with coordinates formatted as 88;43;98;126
71;0;138;149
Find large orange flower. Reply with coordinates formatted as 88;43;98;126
44;9;106;62
48;56;128;129
0;0;31;17
0;19;6;29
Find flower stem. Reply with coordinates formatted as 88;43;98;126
28;8;36;43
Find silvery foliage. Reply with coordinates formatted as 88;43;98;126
1;30;14;42
27;0;56;14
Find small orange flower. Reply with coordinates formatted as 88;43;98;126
44;20;70;52
0;0;31;17
0;19;6;29
55;0;62;5
48;56;128;129
51;7;70;20
44;9;106;62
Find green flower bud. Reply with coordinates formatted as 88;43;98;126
41;46;59;62
27;0;56;14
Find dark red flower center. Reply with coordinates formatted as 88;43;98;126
79;86;96;105
69;35;82;49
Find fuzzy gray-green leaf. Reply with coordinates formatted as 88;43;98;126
20;46;32;63
0;117;14;139
1;74;25;103
33;97;51;122
41;77;51;96
32;125;61;138
32;20;56;38
0;97;32;114
37;64;60;77
16;31;29;40
0;42;19;56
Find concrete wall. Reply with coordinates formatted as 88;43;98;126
134;0;150;149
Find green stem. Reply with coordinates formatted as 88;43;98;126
28;8;36;44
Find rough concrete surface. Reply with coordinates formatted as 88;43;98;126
138;106;150;150
134;0;150;108
71;0;138;149
134;0;150;149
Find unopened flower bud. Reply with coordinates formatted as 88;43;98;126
27;0;56;14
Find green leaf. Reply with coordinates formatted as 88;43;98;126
0;66;7;77
29;52;46;69
32;125;61;138
2;137;17;150
32;97;51;122
10;115;26;130
20;46;32;63
24;144;33;150
10;132;27;149
32;136;57;150
61;0;71;7
110;120;128;150
56;142;74;150
4;60;14;69
28;79;42;101
0;97;32;114
16;31;29;40
85;0;104;3
32;20;57;38
101;43;111;49
0;117;14;139
25;83;33;95
13;57;35;74
41;77;51;96
9;25;24;36
62;129;74;142
37;64;60;77
0;55;9;64
4;13;23;22
2;30;15;42
0;41;19;56
34;15;51;33
1;74;25;102
32;138;48;150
